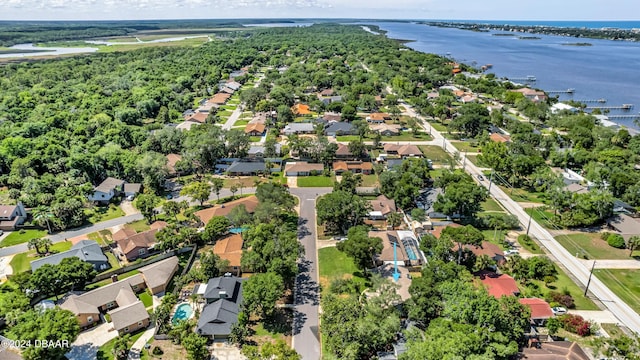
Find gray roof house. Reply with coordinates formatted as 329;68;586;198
31;240;109;272
88;177;125;203
283;123;315;135
227;160;267;176
0;202;27;231
248;144;282;158
196;276;245;339
325;122;356;136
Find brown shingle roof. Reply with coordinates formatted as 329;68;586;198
195;196;259;225
187;112;208;124
369;195;396;216
368;112;391;121
335;143;353;156
332;161;373;172
166;154;182;174
209;93;232;105
244;122;266;134
112;227;137;242
490;133;511;143
371;231;409;263
522;341;589;360
284;162;324;174
60;274;145;312
291;104;311;115
213;234;244;267
139;256;179;292
383;144;423;156
117;228;162;255
109;301;149;331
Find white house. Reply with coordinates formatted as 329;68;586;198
88;177;125;204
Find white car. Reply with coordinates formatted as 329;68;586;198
504;249;519;256
552;307;568;316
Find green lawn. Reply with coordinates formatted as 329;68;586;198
125;220;151;233
97;329;149;360
500;185;548;204
249;136;262;142
481;198;505;213
429;122;449;132
87;204;125;224
524;207;557;229
482;229;508;249
465;154;479;166
318;247;366;291
105;252;121;271
555;233;636;260
451;141;481;153
528;264;599;310
380;132;431;141
139;290;153;308
359;174;379;187
9;241;73;274
297;176;334;187
234;120;249;126
594;269;640;314
0;229;48;248
517;235;545;254
336;135;360;142
418;145;452;164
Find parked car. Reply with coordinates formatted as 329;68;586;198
552;306;568;316
477;174;484;181
504;249;519;256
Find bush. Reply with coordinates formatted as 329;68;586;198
547;291;575;309
607;234;626;249
329;278;361;295
152;346;164;355
600;232;612;241
518;234;538;251
559;314;593;336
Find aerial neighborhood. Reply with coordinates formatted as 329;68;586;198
1;23;640;360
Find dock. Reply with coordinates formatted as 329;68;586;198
575;99;607;103
508;75;536;82
547;88;575;94
586;104;634;111
607;114;640;119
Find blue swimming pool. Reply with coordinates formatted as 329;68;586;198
171;303;194;324
229;227;249;234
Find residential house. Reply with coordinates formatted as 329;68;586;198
518;298;553;326
478;272;520;298
325;122;356;136
550;103;577;114
564;183;589;194
521;341;589;360
244;122;266;136
196;276;246;339
209;93;232;105
195;196;259;225
284;162;324;176
88;177;125;204
371;230;423;266
247;144;282;158
452;241;506;266
138;256;179;295
383;144;423;158
283;123;315;135
116;222;168;262
368;195;397;220
0;202;27;231
510;88;548;103
220;86;235;95
291;104;311;116
212;234;244;276
593;114;620;130
224;81;242;91
186;112;208;124
59;274;147;330
226;160;267;176
166;154;182;177
607;213;640;240
335;143;357;160
333;161;373;175
319;89;335;97
322;112;342;122
366;112;392;124
489;133;512;143
109;301;150;335
370;123;401;136
613;199;636;214
30;240;109;272
123;183;142;199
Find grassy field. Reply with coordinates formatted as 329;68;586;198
139;291;153;308
125;220;151;233
234;120;249;126
222;176;266;188
480;198;505;213
336;135;360;142
451;141;481;153
594;269;640;314
380;132;432;141
297;176;334;187
318;247;366;292
359;174;379;187
418;145;452;164
86;204;125;224
500;185;549;204
429;122;449;132
481;229;508;249
9;241;73;274
528;264;599;310
0;229;48;248
105;252;121;271
524;207;557;229
555;233;636;260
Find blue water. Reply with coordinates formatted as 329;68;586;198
372;22;640;129
171;303;193;324
229;227;248;234
405;247;418;261
429;20;640;29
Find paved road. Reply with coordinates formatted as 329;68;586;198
402;101;640;334
169;187;257;206
290;187;332;360
0;214;144;257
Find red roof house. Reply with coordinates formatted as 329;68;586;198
478;272;520;298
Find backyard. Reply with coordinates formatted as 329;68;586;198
359;174;379;187
9;241;73;274
318;247;367;292
0;229;48;248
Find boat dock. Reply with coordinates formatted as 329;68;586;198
547;88;575;94
586;104;634;111
508;75;536;82
607;114;640;119
575;99;607;103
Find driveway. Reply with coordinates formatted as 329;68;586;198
210;342;246;360
0;255;14;282
290;187;332;360
66;322;118;360
568;310;621;324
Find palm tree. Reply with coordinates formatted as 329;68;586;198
32;205;53;234
386;212;403;230
38;238;53;254
237;182;244;196
28;238;43;255
628;235;640;256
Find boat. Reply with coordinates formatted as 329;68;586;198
566;88;575;93
622;104;633;110
526;75;536;81
597;98;606;103
485;64;493;69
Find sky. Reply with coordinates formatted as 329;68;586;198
0;0;637;21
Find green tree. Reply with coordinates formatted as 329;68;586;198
181;181;211;206
136;193;160;223
228;204;252;227
203;216;231;243
243;339;301;360
386;212;403;230
211;178;224;201
449;102;491;138
336;225;383;274
182;332;209;360
32;205;53;234
199;252;229;279
628;235;640;256
348;139;367;158
113;334;131;360
243;272;285;319
333;171;362;194
8;308;79;360
164;200;187;221
410;208;426;222
441;225;484;265
241;222;302;283
434;179;488;219
316;191;370;234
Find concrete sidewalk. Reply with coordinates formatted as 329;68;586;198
578;258;640;269
127;326;156;360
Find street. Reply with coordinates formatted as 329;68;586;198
403;101;640;334
290;187;332;360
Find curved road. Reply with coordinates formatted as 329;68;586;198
402;101;640;334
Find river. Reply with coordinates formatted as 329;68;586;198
371;22;640;129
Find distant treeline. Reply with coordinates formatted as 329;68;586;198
423;21;640;42
0;19;298;47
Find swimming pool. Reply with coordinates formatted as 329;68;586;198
229;227;249;234
171;303;194;324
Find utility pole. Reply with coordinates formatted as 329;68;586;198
526;209;533;236
488;170;494;192
462;151;467;170
584;260;597;297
